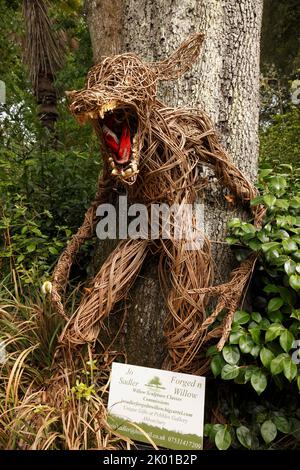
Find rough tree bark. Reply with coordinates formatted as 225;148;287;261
84;0;263;369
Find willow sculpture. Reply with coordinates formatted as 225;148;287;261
50;33;264;374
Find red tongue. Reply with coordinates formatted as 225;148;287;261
103;119;131;163
118;124;131;162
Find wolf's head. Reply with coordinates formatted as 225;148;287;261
67;33;204;185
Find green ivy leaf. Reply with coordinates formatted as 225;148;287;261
215;427;232;450
252;312;262;323
282;357;297;382
290;418;300;440
249;327;261;345
267;297;284;313
211;355;225;378
206;345;219;357
250;369;267;395
282;239;298;253
244;366;259;383
236;426;252;449
291;309;300;320
226;237;238;245
263;194;277;208
268;310;283;323
250;345;261;358
272;413;290;434
26;243;36;253
265;323;284;342
261;242;281;253
257;231;270;243
293;251;300;261
259;169;273;179
263;284;279;294
261;420;277;444
297;376;300;393
275;199;289;210
259;318;271;330
270;354;287;375
229;329;244;344
204;423;213;437
250;195;264;205
260;347;275;369
278;286;296;305
211;424;225;436
279;329;294;352
48;246;58;255
284;259;297;276
228;218;241;228
289;274;300;291
290;197;300;209
239;335;255;353
248;239;262;251
268;175;287;194
233;310;250;325
221;364;240;380
222;346;240;365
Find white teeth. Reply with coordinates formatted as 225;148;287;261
130;162;138;172
111;168;118;175
124;168;133;177
108;157;116;168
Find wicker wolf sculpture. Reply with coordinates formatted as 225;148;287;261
50;33;263;373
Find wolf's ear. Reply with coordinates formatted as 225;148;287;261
152;33;204;81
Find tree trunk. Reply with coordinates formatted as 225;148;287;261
85;0;263;369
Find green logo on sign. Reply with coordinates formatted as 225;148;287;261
146;376;165;389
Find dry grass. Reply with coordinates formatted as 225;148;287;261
0;276;134;450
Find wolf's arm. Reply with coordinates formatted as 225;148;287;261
51;166;113;320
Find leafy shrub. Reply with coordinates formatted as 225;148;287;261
260;106;300;167
208;164;300;394
0;1;100;289
205;398;300;449
205;164;300;449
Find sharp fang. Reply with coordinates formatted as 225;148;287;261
111;168;118;176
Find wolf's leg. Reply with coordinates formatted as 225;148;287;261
60;238;149;346
159;235;213;373
161;238;256;373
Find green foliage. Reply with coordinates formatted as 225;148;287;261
211;166;300;395
0;196;68;285
260;106;300;167
205;398;300;450
206;165;300;449
261;0;300;75
0;0;100;289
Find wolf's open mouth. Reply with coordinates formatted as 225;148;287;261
98;105;139;183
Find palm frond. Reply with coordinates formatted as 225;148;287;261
22;0;65;93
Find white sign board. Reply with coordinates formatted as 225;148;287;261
107;362;205;450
